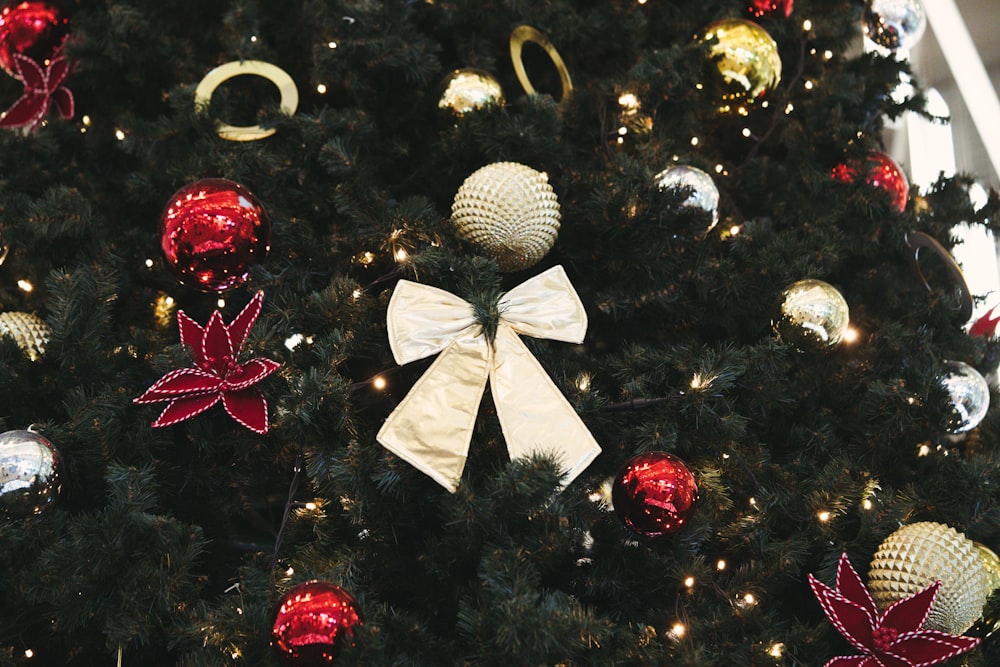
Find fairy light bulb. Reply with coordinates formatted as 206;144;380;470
17;279;33;292
818;510;831;522
717;559;727;571
684;576;695;588
373;376;387;390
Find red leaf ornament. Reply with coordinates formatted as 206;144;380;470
134;291;281;434
808;553;980;667
0;49;73;131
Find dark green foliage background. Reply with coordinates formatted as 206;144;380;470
1;0;999;664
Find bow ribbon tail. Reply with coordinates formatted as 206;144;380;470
491;324;601;488
377;335;491;492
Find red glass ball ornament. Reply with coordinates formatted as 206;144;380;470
612;452;698;538
748;0;793;18
272;581;363;665
0;1;69;78
159;178;271;293
832;150;909;214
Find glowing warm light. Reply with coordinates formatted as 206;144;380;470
918;443;932;456
359;251;375;265
690;373;704;389
352;289;362;299
285;566;294;576
784;103;794;114
394;248;409;262
618;92;639;110
761;100;769;108
24;649;34;658
285;334;305;351
670;622;686;638
804;80;814;90
305;502;318;510
17;279;33;292
729;225;741;236
714;164;724;173
114;128;126;141
818;511;831;522
717;559;727;571
231;649;241;659
217;298;226;308
373;376;387;390
722;453;731;460
743;593;756;605
82;115;92;126
577;375;591;391
618;126;628;136
823;50;833;60
863;499;874;510
684;576;695;588
690;137;699;146
328;41;338;49
802;19;813;31
144;258;154;268
843;327;859;343
742;128;752;138
749;497;758;507
250;35;258;42
769;642;785;658
695;83;704;90
316;84;328;94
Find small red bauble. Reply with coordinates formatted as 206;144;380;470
748;0;793;18
0;1;69;78
612;451;698;538
832;150;909;214
272;581;363;664
159;178;271;293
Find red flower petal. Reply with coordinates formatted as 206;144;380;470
222;389;269;434
52;86;73;119
228;291;264;354
133;368;221;403
0;93;46;129
202;309;233;367
823;657;873;667
881;582;939;634
225;357;281;391
871;650;915;667
809;573;876;653
889;630;980;667
177;310;205;363
836;552;879;621
151;393;221;428
12;52;45;91
47;56;71;88
970;305;1000;338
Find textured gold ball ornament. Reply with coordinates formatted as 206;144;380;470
868;521;999;633
699;18;782;112
451;162;560;272
0;311;50;360
773;279;849;351
438;68;505;116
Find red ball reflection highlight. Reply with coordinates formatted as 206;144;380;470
748;0;793;18
0;1;69;78
832;150;909;214
612;452;698;538
272;581;363;665
159;178;270;293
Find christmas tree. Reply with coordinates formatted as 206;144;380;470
2;0;999;665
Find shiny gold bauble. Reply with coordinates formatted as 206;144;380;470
700;18;781;111
0;311;50;360
451;162;560;272
868;521;998;634
437;68;505;116
773;279;849;350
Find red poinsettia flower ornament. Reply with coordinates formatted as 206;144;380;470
0;49;73;131
134;291;281;434
808;553;980;667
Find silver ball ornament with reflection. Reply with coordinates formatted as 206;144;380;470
773;279;850;351
654;165;720;231
935;361;990;434
0;429;61;517
863;0;927;51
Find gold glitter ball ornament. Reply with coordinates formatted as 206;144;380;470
451;162;560;272
700;18;781;111
773;279;849;351
868;521;1000;634
0;311;50;360
438;68;505;116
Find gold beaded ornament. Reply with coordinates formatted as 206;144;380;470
868;521;1000;634
193;60;299;141
438;68;505;116
451;162;560;272
0;311;51;360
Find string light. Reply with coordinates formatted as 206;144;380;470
729;225;741;236
804;80;815;90
817;510;831;522
217;298;226;308
373;376;387;390
784;103;794;114
24;649;34;658
17;279;33;292
328;41;338;49
577;374;591;391
352;289;362;300
743;593;756;605
768;642;785;658
669;622;686;638
304;502;318;511
714;164;724;174
918;443;932;456
618;92;639;112
285;566;294;576
843;327;859;343
82;115;91;126
316;84;328;94
359;251;375;266
862;498;874;510
250;35;258;42
823;50;834;60
802;19;813;31
749;497;758;508
394;247;409;262
684;576;695;588
231;649;242;659
284;333;306;350
717;559;727;571
761;100;769;109
114;128;126;141
742;128;752;138
144;258;154;268
690;136;699;146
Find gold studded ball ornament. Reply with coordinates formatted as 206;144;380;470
773;279;849;351
868;521;1000;634
437;68;505;117
0;311;50;360
451;162;560;272
699;18;781;112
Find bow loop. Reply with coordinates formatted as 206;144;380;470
378;265;600;492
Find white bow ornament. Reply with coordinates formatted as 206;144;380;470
377;265;602;492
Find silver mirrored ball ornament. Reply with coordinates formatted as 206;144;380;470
936;361;990;434
0;429;61;517
654;165;721;231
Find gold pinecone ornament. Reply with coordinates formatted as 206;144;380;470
868;521;1000;633
0;312;50;361
451;162;560;272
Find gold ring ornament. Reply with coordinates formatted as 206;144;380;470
509;25;573;104
193;60;299;141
